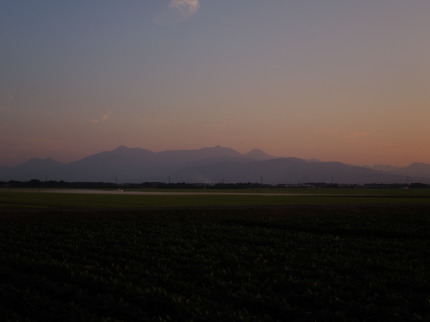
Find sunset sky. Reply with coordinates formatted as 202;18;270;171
1;0;430;167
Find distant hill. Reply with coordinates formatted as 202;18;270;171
243;149;275;161
1;146;429;184
0;166;11;180
65;145;251;182
8;158;66;181
367;164;400;172
367;162;430;180
171;158;416;184
1;146;271;182
389;162;430;179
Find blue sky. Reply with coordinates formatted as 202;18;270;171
1;1;430;166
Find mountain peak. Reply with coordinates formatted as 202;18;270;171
195;145;242;157
202;145;235;151
244;149;274;160
408;162;430;168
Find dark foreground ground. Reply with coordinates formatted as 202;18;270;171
0;205;429;321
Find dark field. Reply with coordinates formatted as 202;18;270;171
3;188;430;208
0;191;429;321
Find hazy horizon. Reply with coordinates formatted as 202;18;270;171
2;1;430;167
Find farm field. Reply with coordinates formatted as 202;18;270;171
0;189;429;321
2;188;430;208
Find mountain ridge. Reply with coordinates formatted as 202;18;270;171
1;145;430;184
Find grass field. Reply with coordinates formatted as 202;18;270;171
0;189;429;321
2;188;430;208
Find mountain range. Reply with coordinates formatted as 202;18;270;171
1;145;430;184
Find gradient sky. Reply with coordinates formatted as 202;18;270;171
1;0;430;167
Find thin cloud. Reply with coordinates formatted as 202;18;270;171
101;111;111;121
92;110;111;124
154;0;200;26
169;0;200;15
